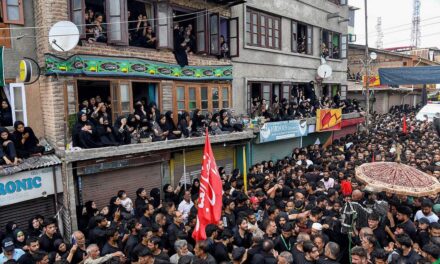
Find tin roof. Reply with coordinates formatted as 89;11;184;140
0;154;62;176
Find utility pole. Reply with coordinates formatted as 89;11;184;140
364;0;370;134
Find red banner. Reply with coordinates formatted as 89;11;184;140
192;130;223;241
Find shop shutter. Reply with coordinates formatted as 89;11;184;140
0;195;57;232
80;164;162;209
173;147;234;186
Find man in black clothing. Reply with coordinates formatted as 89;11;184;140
251;239;277;264
148;236;170;262
297;241;320;264
17;237;40;264
124;218;142;263
140;203;155;229
69;231;87;264
88;216;108;249
214;229;233;263
167;211;186;255
38;218;58;253
101;228;122;256
291;232;310;264
274;224;294;253
317;242;340;264
367;214;389;248
396;206;417;241
132;228;151;262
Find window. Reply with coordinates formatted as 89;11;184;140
292;21;312;55
2;0;24;25
70;1;237;57
9;82;27;125
173;83;231;114
246;8;281;50
248;82;290;113
321;29;342;59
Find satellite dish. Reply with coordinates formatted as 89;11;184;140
370;52;377;60
48;21;79;52
317;64;333;79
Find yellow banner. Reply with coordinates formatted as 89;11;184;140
316;109;342;132
362;75;381;87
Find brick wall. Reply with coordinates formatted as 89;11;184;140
33;0;231;147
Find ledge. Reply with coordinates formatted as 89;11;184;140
62;131;255;162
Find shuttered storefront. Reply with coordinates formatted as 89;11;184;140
0;195;58;231
79;164;163;209
173;146;235;186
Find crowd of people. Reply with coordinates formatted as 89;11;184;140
251;84;363;122
72;98;243;149
1;104;440;264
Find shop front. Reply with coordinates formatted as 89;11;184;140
0;165;63;230
172;145;237;186
75;152;169;209
251;120;308;163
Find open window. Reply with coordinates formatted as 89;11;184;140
127;0;157;48
156;1;173;49
106;0;129;45
2;0;24;25
71;0;86;38
229;17;238;57
195;10;207;53
9;82;27;126
209;13;220;55
295;22;309;54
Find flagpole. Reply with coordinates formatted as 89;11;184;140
243;145;247;194
183;149;186;190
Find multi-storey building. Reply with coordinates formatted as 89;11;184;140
0;0;353;234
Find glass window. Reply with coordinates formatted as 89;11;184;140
189;87;197;110
263;84;270;101
201;87;208;110
212;87;219;110
177;86;185;110
222;87;229;108
120;83;130;113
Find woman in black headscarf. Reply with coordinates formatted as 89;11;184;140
0;100;13;126
159;114;178;140
72;112;102;149
164;111;181;139
135;188;148;218
150;188;161;208
134;102;148;126
27;217;42;238
113;116;132;145
178;111;192;138
190;179;200;201
219;109;234;132
191;109;205;136
95;116;118;146
13;121;45;158
163;183;180;206
0;127;19;165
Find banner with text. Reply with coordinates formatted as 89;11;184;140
259;120;308;143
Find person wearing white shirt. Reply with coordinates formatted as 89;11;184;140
178;191;194;223
295;154;313;168
414;199;439;223
320;171;335;190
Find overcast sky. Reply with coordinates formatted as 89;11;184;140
351;0;440;49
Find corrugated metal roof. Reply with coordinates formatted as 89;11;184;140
0;154;62;176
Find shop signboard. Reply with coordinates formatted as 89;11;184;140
0;166;62;206
259;120;308;143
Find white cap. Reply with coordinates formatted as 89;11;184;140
312;223;322;231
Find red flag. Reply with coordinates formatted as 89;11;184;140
402;115;407;134
192;129;223;241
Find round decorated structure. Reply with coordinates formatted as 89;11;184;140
355;162;440;197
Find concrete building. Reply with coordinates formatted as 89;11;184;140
347;44;439;113
230;0;350;114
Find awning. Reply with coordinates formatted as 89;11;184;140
379;66;440;85
0;154;61;176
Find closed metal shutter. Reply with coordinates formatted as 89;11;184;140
80;164;162;209
0;195;57;232
173;147;234;186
